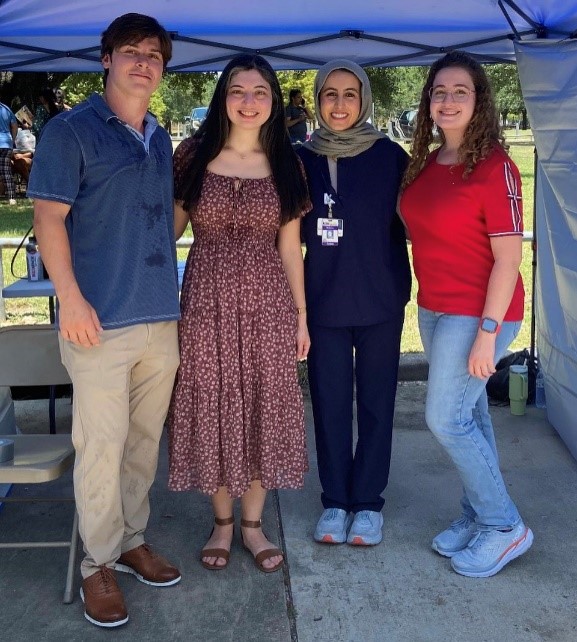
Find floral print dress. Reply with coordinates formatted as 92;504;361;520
168;138;308;497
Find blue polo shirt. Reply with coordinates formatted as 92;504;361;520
299;138;411;327
27;93;180;329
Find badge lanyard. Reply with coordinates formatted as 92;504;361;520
317;192;344;246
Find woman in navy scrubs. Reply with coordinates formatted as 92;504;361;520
298;60;411;545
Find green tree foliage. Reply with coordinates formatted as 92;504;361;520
159;72;217;123
485;64;526;127
201;75;218;105
60;73;102;105
366;66;427;126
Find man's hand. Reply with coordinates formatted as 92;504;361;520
33;198;102;347
58;294;103;347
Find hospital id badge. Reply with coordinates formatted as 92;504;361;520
317;218;344;246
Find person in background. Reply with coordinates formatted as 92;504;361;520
28;13;181;628
399;51;533;577
54;87;72;112
286;88;313;144
298;60;411;547
32;87;61;141
168;54;310;574
12;120;36;182
0;96;17;205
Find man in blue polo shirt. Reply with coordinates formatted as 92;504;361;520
28;13;181;629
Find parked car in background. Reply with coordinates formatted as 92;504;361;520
185;106;208;135
398;108;418;139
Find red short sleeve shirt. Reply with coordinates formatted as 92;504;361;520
399;146;524;321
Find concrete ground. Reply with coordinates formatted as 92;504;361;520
1;369;577;642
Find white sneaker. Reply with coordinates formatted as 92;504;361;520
451;520;533;578
432;516;477;558
8;198;17;206
314;508;352;544
346;510;384;546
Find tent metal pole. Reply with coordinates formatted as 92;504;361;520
499;0;544;32
530;146;538;363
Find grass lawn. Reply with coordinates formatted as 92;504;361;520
0;134;536;354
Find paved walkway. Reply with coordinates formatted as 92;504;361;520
1;380;576;642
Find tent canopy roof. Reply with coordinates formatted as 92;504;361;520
1;0;577;72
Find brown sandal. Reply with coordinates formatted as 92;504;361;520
240;518;284;574
201;516;234;570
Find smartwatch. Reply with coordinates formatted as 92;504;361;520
479;317;501;334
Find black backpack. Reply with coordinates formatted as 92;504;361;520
486;349;537;404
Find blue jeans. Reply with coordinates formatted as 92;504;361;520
418;307;522;529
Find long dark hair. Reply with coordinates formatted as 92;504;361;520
402;51;506;189
178;54;309;225
39;88;61;118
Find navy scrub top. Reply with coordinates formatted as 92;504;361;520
298;137;411;327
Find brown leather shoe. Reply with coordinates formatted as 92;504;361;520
116;543;181;586
80;566;128;628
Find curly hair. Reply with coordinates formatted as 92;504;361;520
401;51;507;190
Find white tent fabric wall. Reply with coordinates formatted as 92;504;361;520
516;40;577;460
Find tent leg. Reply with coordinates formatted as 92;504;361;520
530;146;538;363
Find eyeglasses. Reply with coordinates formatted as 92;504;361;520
429;87;475;103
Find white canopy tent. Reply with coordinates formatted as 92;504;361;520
1;1;577;458
0;0;576;71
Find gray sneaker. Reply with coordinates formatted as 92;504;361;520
451;520;533;578
432;516;477;558
346;510;384;546
314;508;352;544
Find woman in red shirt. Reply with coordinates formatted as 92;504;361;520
399;52;533;578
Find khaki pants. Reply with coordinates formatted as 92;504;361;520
60;321;179;578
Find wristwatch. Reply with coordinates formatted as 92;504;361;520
479;317;501;334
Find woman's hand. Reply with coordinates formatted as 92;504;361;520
296;314;311;361
468;331;497;379
277;217;309;361
174;201;190;240
469;234;522;379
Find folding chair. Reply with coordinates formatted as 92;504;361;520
0;323;70;433
0;324;78;604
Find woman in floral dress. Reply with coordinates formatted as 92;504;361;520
168;54;310;573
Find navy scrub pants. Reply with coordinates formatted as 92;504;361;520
307;315;404;513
